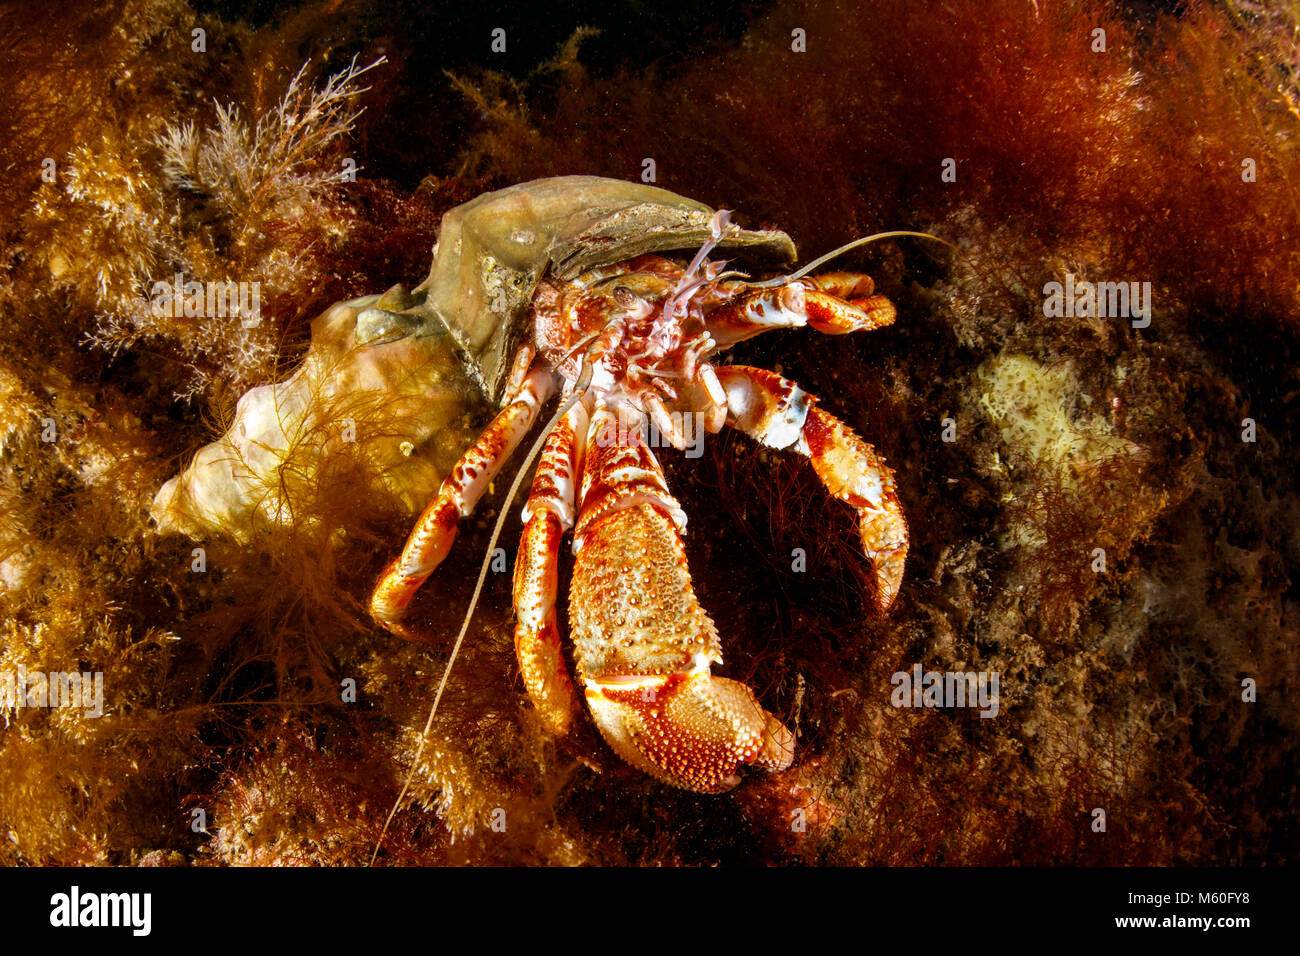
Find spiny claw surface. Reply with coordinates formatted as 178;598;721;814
585;672;794;793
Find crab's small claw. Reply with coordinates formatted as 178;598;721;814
585;672;794;793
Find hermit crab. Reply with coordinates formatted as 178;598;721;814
155;176;916;797
365;177;912;793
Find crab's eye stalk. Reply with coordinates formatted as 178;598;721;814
612;285;654;320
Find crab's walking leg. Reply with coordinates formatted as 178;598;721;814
369;366;554;637
705;274;896;348
512;393;590;736
715;365;909;611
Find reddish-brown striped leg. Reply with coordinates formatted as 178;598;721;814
704;275;896;349
715;365;909;611
512;394;589;736
369;365;554;638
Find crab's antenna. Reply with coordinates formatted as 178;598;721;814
369;359;595;866
747;230;958;288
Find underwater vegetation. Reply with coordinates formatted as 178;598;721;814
0;0;1295;865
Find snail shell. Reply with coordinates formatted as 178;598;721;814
151;285;485;540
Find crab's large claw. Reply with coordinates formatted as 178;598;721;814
585;671;795;793
568;403;795;792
